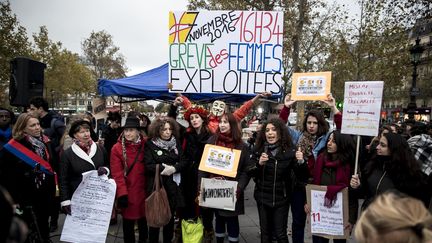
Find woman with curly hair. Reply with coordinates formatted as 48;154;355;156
251;118;299;243
351;133;430;209
144;117;187;243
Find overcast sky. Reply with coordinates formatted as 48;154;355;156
10;0;359;76
10;0;189;76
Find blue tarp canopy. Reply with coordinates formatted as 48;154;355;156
98;63;281;103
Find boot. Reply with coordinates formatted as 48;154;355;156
204;229;215;243
216;237;224;243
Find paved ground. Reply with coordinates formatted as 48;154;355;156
49;181;356;243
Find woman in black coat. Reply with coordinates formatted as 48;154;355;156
0;113;56;242
251;118;299;243
144;117;187;243
59;120;109;215
198;113;253;243
351;132;430;209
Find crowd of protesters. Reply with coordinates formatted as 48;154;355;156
1;93;432;243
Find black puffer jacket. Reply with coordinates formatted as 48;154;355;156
251;146;299;207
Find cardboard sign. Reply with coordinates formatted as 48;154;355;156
341;81;384;137
291;72;332;100
168;11;284;95
198;144;241;178
306;185;349;239
199;178;238;211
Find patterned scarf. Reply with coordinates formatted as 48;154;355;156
216;132;234;148
152;137;178;155
25;134;48;160
73;139;94;155
297;132;317;158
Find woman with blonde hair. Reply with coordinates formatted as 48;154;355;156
0;113;56;242
355;191;432;243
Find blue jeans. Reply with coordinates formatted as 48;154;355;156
291;187;306;243
215;213;240;242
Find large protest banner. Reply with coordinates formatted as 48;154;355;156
306;185;349;239
291;72;332;100
61;171;116;243
168;11;284;95
198;144;241;178
341;81;384;137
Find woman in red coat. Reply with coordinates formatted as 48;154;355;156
110;117;147;243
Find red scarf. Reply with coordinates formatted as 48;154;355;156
313;153;350;207
216;132;234;149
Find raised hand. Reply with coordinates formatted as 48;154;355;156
284;94;296;108
322;93;336;107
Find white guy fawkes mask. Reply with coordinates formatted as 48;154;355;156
211;100;226;117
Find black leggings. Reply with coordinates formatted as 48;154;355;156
123;217;147;243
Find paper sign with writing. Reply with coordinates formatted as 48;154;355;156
61;170;116;243
341;81;384;137
198;144;241;178
199;178;238;211
291;72;332;100
306;185;349;239
168;11;284;96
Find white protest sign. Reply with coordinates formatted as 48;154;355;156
310;190;344;235
61;170;116;243
341;81;384;137
199;178;238;211
306;185;349;239
168;11;284;95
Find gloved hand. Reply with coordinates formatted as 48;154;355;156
97;167;108;176
62;205;71;215
160;163;176;176
117;195;128;209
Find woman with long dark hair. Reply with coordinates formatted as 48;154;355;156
304;130;355;243
251;118;298;243
280;94;341;243
199;113;253;243
351;133;430;209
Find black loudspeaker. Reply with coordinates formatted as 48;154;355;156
9;57;46;107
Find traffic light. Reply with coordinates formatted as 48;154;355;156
336;101;343;109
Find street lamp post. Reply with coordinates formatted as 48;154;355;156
407;37;424;120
